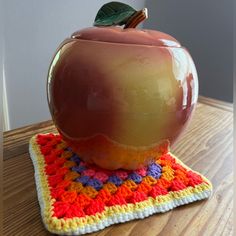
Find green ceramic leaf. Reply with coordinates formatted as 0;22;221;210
94;1;137;26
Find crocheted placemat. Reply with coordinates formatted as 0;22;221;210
29;133;212;235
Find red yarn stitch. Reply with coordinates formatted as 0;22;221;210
129;191;147;203
48;174;64;188
46;139;59;148
96;189;111;204
116;185;133;199
65;203;85;218
149;185;168;197
107;193;127;206
75;194;92;209
51;149;64;157
160;154;176;163
53;201;70;218
187;171;203;186
170;179;186;191
85;199;105;215
44;154;57;165
156;178;172;190
45;163;59;175
51;187;65;200
56;167;69;176
37;134;54;144
54;134;62;142
37;138;48;146
40;145;52;155
137;182;152;195
56;180;71;190
174;169;189;186
61;191;77;204
42;133;55;140
172;163;187;171
55;157;66;167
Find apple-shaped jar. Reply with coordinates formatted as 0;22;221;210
47;2;198;170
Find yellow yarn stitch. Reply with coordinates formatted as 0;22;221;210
81;186;98;198
61;151;73;159
68;182;83;193
161;166;175;181
142;176;157;186
63;161;77;168
103;182;117;194
56;142;68;150
64;171;80;181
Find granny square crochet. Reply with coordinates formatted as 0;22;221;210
29;133;212;235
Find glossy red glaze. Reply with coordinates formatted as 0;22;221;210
72;27;181;47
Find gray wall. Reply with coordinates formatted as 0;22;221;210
3;0;145;130
144;0;234;103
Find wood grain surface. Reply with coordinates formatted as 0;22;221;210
3;97;233;236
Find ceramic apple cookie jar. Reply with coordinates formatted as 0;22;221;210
47;2;198;170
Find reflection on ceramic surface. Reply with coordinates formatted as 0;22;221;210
47;28;198;170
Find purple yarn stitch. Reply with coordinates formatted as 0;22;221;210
147;170;161;179
71;165;86;173
128;173;142;183
107;175;123;186
70;155;81;165
148;163;162;173
87;178;103;190
75;175;90;185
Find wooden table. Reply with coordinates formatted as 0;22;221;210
3;97;233;236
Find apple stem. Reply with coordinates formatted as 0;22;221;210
124;8;148;29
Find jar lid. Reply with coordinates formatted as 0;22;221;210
71;27;181;47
